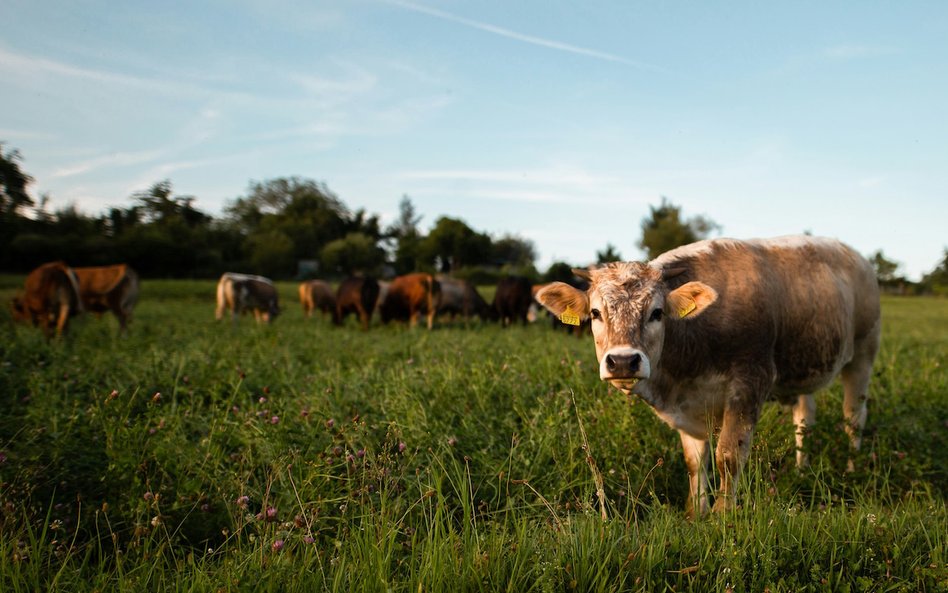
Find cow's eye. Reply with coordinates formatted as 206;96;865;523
649;308;664;323
590;308;602;321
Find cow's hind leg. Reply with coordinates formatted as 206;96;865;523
793;393;816;468
680;432;711;519
841;324;880;471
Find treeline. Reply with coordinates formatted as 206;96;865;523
2;144;947;292
1;151;540;281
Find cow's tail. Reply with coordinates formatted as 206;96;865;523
215;276;229;320
121;267;140;313
63;267;83;315
426;275;441;330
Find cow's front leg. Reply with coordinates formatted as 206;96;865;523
713;397;761;513
679;432;710;519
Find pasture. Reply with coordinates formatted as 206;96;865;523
0;278;945;592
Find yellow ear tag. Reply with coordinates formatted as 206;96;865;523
560;306;581;326
678;300;696;319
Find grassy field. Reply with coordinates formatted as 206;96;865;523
0;278;945;592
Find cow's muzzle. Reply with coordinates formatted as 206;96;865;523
600;347;650;383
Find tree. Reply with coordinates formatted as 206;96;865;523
869;250;900;284
638;197;720;260
0;144;34;218
545;261;576;283
386;195;423;274
921;249;948;295
320;232;386;275
596;243;622;263
225;177;361;270
492;234;537;268
417;217;492;273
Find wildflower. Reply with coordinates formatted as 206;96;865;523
270;416;280;425
236;496;250;509
326;418;335;429
143;491;154;501
272;539;284;552
201;503;210;513
303;535;315;544
356;448;366;458
300;408;310;418
398;442;407;453
266;507;278;521
151;392;161;403
259;396;267;404
448;437;458;447
151;516;161;527
866;513;877;524
106;390;119;402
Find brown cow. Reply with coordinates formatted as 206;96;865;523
216;272;280;324
437;275;489;322
379;273;441;330
11;261;82;338
71;264;139;333
335;276;380;330
536;236;881;517
299;280;337;322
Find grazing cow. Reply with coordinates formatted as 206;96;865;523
71;264;139;334
492;276;534;327
536;236;881;517
335;276;380;330
299;280;337;322
11;261;82;338
437;276;490;322
216;272;280;324
379;273;442;329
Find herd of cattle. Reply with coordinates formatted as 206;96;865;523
9;262;579;336
214;271;576;331
10;236;882;516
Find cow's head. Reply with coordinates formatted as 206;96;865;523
535;263;717;392
262;299;281;323
10;297;30;324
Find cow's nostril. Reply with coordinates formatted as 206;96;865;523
605;354;617;372
629;353;641;370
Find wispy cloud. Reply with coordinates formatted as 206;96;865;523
0;46;207;98
384;0;666;72
398;167;654;205
51;149;165;178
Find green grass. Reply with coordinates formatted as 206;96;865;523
0;283;945;592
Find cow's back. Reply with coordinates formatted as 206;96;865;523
653;237;880;398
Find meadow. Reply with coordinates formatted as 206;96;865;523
0;277;945;592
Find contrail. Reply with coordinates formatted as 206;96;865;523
384;0;667;72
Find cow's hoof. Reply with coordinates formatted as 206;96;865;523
712;497;736;514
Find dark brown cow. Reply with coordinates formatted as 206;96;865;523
299;280;337;322
379;273;441;330
536;236;881;517
437;276;489;322
11;261;82;337
335;276;380;330
216;272;280;324
492;276;533;327
71;264;139;333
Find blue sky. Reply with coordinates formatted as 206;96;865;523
2;0;946;279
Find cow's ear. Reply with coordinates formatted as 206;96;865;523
571;268;592;281
536;282;589;321
666;281;717;320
